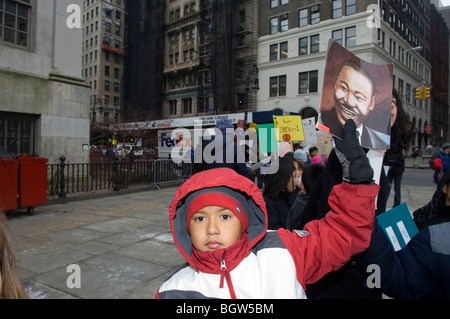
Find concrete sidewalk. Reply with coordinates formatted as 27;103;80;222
6;182;436;299
8;186;184;299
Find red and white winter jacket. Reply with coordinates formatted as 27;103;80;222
156;168;379;299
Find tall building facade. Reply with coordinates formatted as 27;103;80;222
0;0;90;163
82;0;126;124
122;0;165;120
163;0;259;118
430;4;449;146
257;0;433;146
122;0;259;121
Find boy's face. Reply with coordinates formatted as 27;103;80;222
189;206;243;252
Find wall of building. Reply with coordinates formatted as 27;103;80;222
0;0;90;164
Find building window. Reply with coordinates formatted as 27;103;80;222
280;14;288;32
310;34;320;53
271;0;288;8
345;26;356;47
183;98;192;114
270;17;278;35
299;37;308;55
280;41;288;59
346;0;356;16
299;9;308;27
332;29;343;45
0;0;32;48
169;100;177;115
271;42;288;60
332;0;342;19
270;75;287;97
299;71;318;94
0;113;37;157
310;5;320;24
270;44;278;61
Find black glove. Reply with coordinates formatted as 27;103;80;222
334;120;374;184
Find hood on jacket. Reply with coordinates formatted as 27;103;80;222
169;168;267;269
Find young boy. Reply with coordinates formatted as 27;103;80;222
157;120;379;299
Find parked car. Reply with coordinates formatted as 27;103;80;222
114;144;143;158
143;148;157;158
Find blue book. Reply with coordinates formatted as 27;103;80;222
376;203;419;252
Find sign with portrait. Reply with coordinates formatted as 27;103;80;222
317;40;393;150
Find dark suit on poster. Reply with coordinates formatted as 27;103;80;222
319;109;390;150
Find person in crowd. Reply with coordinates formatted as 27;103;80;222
309;146;319;160
0;213;29;299
298;89;409;299
293;149;308;165
357;169;450;298
412;145;421;167
414;168;450;230
429;143;450;184
311;155;322;164
286;163;325;231
383;89;414;208
202;119;254;180
263;157;304;230
156;121;378;298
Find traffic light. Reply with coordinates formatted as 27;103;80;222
423;86;431;99
415;87;423;100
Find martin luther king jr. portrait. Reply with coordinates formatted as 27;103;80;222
318;40;393;150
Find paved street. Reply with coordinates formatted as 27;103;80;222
6;167;437;299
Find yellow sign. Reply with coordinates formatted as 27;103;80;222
273;116;305;142
112;139;118;145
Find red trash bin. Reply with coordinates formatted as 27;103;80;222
17;156;48;214
0;158;19;212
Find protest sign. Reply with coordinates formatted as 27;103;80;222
273;115;305;142
317;40;393;150
377;203;419;252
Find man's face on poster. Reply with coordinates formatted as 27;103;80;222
334;65;375;128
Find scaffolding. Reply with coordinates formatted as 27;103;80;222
123;0;165;119
197;0;258;115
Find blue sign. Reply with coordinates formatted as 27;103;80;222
376;203;419;252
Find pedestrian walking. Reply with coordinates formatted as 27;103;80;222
382;89;414;208
429;143;450;184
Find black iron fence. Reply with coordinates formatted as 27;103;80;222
47;157;193;199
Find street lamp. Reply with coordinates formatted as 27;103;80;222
394;45;422;61
244;63;259;128
91;95;104;124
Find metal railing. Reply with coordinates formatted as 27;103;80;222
153;159;193;190
47;157;193;198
